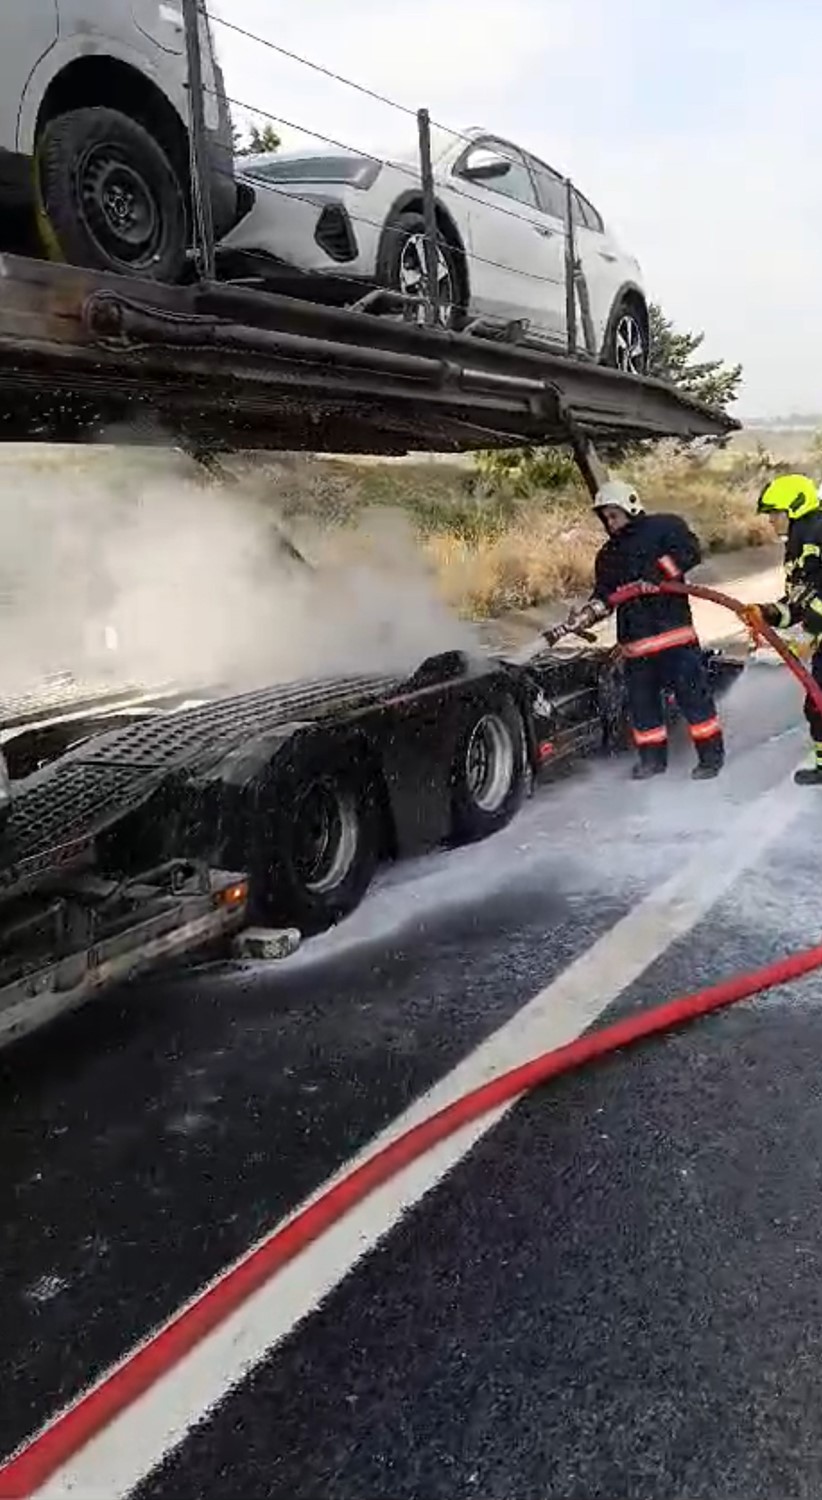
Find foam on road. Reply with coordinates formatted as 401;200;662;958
20;749;807;1498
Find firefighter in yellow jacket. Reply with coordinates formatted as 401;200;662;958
746;473;822;785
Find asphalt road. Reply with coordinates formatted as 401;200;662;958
3;659;822;1500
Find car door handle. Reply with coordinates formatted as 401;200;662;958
598;249;618;261
532;224;556;238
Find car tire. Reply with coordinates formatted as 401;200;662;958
602;296;649;375
35;107;188;282
449;694;526;846
379;209;465;329
248;747;381;936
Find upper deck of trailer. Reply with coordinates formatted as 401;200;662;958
0;255;738;456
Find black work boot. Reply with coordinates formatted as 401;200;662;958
692;735;725;781
794;764;822;785
632;745;668;780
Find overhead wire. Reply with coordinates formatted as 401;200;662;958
196;8;599;344
203;10;598;235
218;91;582;239
206;8;587;192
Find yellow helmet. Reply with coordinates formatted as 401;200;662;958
757;473;820;520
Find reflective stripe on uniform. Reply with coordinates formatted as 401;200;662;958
787;544;821;583
689;716;722;742
633;725;668;746
621;626;698;659
657;554;680;579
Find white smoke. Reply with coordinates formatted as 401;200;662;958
0;446;477;698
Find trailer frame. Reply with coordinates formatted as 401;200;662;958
0;253;737;457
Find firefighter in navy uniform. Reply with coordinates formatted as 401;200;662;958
745;473;822;785
545;480;725;780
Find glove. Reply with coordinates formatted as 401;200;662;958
759;602;785;627
742;602;781;639
739;604;764;646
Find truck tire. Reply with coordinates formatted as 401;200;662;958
449;694;526;846
249;748;380;935
35;107;188;281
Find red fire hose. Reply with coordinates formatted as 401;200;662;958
610;578;822;718
1;581;821;1500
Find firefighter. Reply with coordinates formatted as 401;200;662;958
544;479;724;780
744;473;822;785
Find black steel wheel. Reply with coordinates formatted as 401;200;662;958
249;748;381;935
36;106;187;281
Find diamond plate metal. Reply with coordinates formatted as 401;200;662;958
1;673;401;880
65;674;401;773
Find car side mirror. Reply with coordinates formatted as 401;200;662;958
461;152;511;183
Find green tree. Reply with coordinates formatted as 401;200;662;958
474;445;579;497
648;302;742;416
233;120;281;157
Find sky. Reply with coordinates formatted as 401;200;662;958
210;0;822;420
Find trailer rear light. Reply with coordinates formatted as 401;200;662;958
537;740;555;762
217;880;249;909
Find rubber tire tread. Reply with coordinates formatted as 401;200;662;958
36;106;187;281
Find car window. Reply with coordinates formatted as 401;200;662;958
573;189;604;232
528;158;567;221
456;139;538;209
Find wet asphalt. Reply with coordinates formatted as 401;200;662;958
4;660;822;1499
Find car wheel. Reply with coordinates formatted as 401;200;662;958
380;209;465;329
449;695;526;846
248;749;381;935
603;297;649;375
35;106;188;282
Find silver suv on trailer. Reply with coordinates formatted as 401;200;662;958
0;0;236;281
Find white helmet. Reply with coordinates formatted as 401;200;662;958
593;479;644;517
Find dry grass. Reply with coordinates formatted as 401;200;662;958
250;443;784;619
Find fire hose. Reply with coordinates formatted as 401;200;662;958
609;578;822;716
2;582;822;1499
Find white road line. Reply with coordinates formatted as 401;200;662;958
34;769;805;1500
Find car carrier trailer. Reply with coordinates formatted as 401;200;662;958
0;238;741;1050
0;638;743;1051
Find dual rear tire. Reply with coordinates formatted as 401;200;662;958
250;695;526;935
